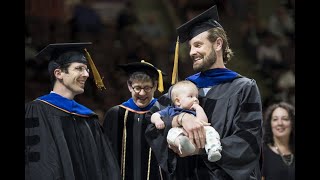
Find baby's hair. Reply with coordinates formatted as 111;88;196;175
170;80;198;101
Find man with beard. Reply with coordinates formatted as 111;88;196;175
25;42;121;180
145;5;263;180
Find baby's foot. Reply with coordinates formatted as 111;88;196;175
207;149;221;162
176;136;196;155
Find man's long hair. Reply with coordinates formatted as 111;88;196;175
207;27;234;64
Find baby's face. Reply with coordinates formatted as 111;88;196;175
176;85;199;109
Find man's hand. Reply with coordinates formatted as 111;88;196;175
180;113;209;149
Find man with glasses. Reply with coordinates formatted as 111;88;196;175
25;42;121;180
102;60;171;180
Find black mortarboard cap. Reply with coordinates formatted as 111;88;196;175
177;5;222;43
118;60;165;92
36;42;106;90
36;42;91;71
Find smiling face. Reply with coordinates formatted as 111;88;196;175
271;107;292;139
188;31;217;72
128;79;156;108
58;62;90;96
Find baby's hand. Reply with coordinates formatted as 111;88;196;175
190;103;201;111
155;120;165;129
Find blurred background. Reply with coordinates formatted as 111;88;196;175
25;0;295;122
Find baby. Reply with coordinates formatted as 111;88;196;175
151;80;222;162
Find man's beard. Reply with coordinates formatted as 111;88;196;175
193;50;216;72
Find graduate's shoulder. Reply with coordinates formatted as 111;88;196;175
233;75;259;87
25;99;46;109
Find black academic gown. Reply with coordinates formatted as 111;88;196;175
103;104;170;180
146;77;263;180
25;100;121;180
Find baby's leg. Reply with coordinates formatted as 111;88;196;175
204;126;222;162
167;127;195;155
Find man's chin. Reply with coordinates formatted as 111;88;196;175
75;88;84;95
136;101;148;108
193;65;201;72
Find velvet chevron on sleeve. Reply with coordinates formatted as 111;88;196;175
198;77;263;180
25;100;121;180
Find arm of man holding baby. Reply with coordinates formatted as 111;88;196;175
170;105;210;156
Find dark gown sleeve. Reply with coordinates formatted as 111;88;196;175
25;101;75;180
146;93;206;180
145;105;177;177
102;106;122;161
88;118;121;180
203;78;263;180
25;101;121;180
144;94;177;178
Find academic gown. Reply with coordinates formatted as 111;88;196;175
146;72;263;180
103;100;170;180
25;94;121;180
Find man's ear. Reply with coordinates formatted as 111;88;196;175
127;81;133;92
215;37;223;51
54;69;63;80
154;81;158;89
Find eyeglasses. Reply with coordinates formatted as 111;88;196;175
131;86;153;93
74;66;90;74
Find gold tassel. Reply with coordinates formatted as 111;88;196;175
141;60;164;93
84;48;106;90
171;36;179;85
157;69;164;93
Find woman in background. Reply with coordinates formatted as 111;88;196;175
262;102;295;180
